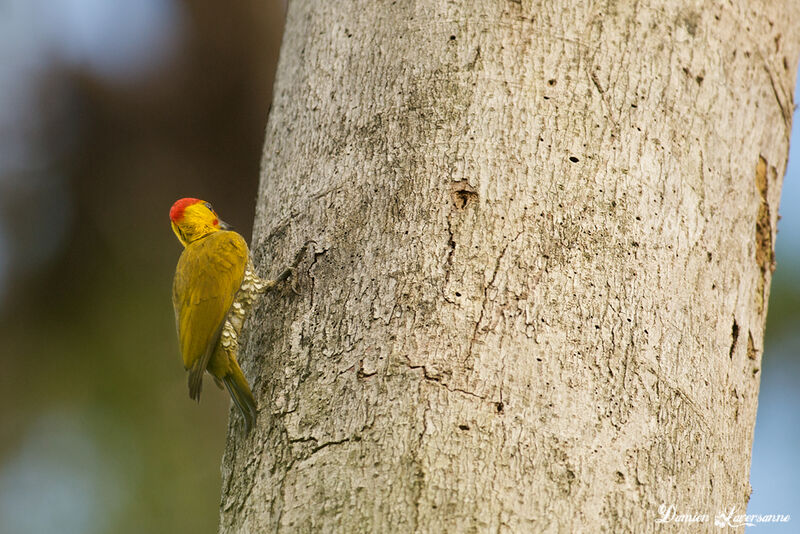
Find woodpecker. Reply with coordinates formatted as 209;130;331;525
169;197;289;432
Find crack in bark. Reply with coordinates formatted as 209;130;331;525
406;362;487;402
310;437;352;454
308;246;328;309
724;6;793;133
299;324;315;388
272;434;353;530
729;318;739;359
466;45;482;70
588;68;620;130
754;156;775;314
467;230;524;363
645;360;710;431
442;216;457;305
292;436;353;455
764;63;792;132
256;186;343;249
581;7;621;132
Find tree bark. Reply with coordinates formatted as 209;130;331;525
220;1;799;532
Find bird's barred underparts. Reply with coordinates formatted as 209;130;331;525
219;264;276;355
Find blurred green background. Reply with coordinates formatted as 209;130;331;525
0;1;285;533
0;2;796;533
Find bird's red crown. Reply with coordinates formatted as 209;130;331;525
170;198;202;222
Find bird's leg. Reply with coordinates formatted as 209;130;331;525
247;239;316;297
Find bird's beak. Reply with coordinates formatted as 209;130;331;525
218;220;232;230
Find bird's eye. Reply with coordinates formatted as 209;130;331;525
204;202;214;212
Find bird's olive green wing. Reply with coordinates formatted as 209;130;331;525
172;231;248;401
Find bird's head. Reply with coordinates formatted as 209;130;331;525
169;198;231;246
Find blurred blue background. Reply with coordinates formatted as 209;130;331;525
0;1;796;532
748;86;800;527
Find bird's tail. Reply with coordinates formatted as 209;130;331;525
222;364;257;433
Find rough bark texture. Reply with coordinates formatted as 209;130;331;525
220;1;800;532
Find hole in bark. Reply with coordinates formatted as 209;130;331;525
450;181;478;209
569;156;579;163
455;292;461;297
458;424;470;431
495;402;504;413
548;78;556;85
729;319;739;359
450;35;456;40
453;190;477;208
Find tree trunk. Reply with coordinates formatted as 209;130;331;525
220;1;799;532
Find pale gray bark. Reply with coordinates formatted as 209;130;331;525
220;1;800;532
